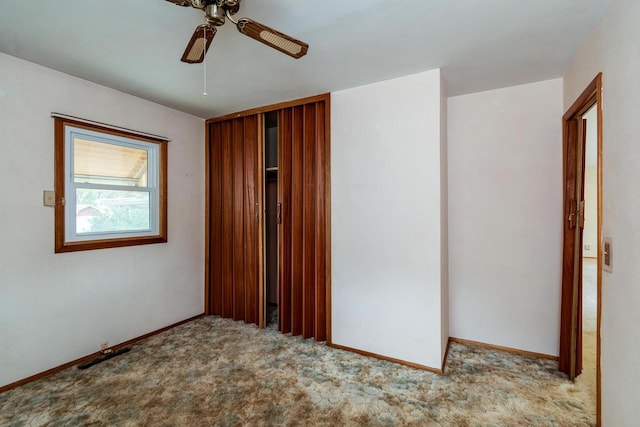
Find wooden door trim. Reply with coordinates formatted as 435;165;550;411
257;114;266;328
561;72;602;426
323;97;332;345
205;122;212;315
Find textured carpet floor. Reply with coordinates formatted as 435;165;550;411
0;317;595;426
575;258;597;410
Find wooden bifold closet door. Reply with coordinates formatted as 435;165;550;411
207;115;261;324
206;94;330;342
278;102;327;340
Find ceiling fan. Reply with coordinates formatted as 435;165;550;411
166;0;309;63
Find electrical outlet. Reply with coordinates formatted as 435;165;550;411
584;244;591;250
100;342;109;352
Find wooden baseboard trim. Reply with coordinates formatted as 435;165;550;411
0;313;204;394
329;343;443;375
449;337;559;361
441;339;452;373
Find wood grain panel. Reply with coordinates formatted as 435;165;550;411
207;94;330;339
210;122;223;315
290;105;304;336
575;118;588;376
559;118;578;374
221;120;235;319
302;103;317;339
232;118;246;321
256;114;265;328
278;99;329;341
278;108;293;334
244;116;259;324
314;102;327;341
207;116;260;325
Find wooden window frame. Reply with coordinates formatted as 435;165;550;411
54;117;168;253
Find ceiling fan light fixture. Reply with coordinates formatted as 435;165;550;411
181;24;216;63
236;18;308;59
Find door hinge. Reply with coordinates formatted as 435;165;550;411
568;199;576;229
567;199;585;229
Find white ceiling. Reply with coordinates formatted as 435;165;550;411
0;0;608;118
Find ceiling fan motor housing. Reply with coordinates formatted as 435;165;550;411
205;4;225;26
205;0;240;26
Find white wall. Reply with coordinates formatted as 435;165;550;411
331;69;446;370
0;53;205;388
440;78;449;361
448;79;564;356
563;0;640;423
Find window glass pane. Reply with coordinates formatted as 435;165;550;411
76;189;150;234
74;138;148;187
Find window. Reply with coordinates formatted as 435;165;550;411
54;117;167;252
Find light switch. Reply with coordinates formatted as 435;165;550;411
43;191;56;207
603;237;612;273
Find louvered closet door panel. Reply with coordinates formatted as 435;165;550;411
302;104;317;339
313;103;327;342
221;120;234;319
243;115;259;325
290;105;304;337
208;116;260;325
209;122;223;316
232;119;246;321
279;99;328;341
278;108;293;334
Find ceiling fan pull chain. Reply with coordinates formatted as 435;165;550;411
203;19;208;97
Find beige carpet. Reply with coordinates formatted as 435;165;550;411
1;316;595;426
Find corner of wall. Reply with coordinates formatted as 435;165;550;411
440;72;450;364
330;68;447;369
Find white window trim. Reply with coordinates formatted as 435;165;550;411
64;125;160;242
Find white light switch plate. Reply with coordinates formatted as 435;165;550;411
43;190;55;207
603;237;613;273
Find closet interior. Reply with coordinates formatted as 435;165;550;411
264;111;279;327
205;94;330;342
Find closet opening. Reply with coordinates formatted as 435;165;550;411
264;111;279;328
205;93;330;341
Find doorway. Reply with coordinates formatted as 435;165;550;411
559;73;602;425
575;103;598;412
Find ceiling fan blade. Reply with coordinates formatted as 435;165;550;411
166;0;192;6
236;18;308;59
181;24;217;64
